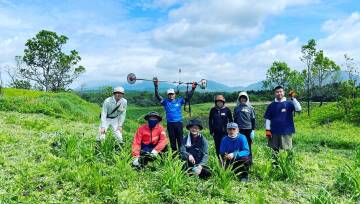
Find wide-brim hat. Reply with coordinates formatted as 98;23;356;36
144;111;162;122
186;119;203;130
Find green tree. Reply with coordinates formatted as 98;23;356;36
338;54;359;115
288;70;306;96
312;50;340;106
263;61;292;90
300;39;317;116
10;80;31;90
19;30;85;91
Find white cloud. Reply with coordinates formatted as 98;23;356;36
153;0;314;48
319;12;360;63
1;1;359;89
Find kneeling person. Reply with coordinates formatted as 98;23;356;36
132;112;168;168
180;119;211;179
220;122;251;182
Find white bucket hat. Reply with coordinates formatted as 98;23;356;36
113;86;125;94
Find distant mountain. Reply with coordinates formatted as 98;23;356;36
77;79;264;93
76;70;359;93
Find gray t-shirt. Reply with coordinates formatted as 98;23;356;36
233;104;255;130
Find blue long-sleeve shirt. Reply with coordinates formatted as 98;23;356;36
219;133;250;159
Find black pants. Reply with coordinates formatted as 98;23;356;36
167;122;183;151
183;162;212;180
213;132;226;158
239;129;253;157
223;157;251;179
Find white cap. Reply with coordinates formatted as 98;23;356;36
113;86;125;94
167;88;175;95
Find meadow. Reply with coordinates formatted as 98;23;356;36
0;88;359;203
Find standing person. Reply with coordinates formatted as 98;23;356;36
97;87;127;145
233;92;255;158
132;112;168;168
208;95;233;158
219;122;251;182
180;119;212;180
153;79;197;152
264;86;301;152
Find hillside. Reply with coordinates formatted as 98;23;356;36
0;89;359;203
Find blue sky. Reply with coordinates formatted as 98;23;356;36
0;0;359;87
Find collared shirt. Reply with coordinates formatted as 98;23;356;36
100;96;127;128
264;97;301;135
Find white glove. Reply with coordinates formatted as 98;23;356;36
132;158;140;166
250;130;255;141
192;165;202;175
150;149;158;157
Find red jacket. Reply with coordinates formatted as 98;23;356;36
132;124;168;157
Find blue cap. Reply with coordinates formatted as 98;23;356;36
227;122;238;129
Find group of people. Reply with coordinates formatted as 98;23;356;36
96;81;301;181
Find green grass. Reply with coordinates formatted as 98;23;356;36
0;89;360;203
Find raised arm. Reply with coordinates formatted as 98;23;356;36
154;79;163;102
185;82;197;100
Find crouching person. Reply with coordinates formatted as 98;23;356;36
180;119;211;180
132;112;168;168
220;122;251;182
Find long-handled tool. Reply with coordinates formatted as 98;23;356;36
127;73;207;89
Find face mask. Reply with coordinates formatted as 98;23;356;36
148;119;158;129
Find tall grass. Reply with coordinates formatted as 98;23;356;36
209;157;235;195
311;188;335;204
157;150;187;196
1;89;360;202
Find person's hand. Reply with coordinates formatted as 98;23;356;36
153;77;159;87
100;127;106;134
265;130;272;139
188;155;196;164
225;153;234;160
192;165;202;175
289;90;296;99
150;149;158;158
250;130;255;141
132;157;140;166
192;82;197;89
117;126;122;132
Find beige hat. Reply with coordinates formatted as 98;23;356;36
215;95;226;102
113;86;125;94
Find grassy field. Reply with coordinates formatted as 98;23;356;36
0;88;359;203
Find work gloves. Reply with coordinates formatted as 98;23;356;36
191;165;202;175
132;157;140;166
150;149;158;158
250;130;255;141
289;90;296;99
192;82;197;89
265;130;272;139
153;78;159;87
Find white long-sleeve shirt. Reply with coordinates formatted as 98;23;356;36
100;96;127;128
